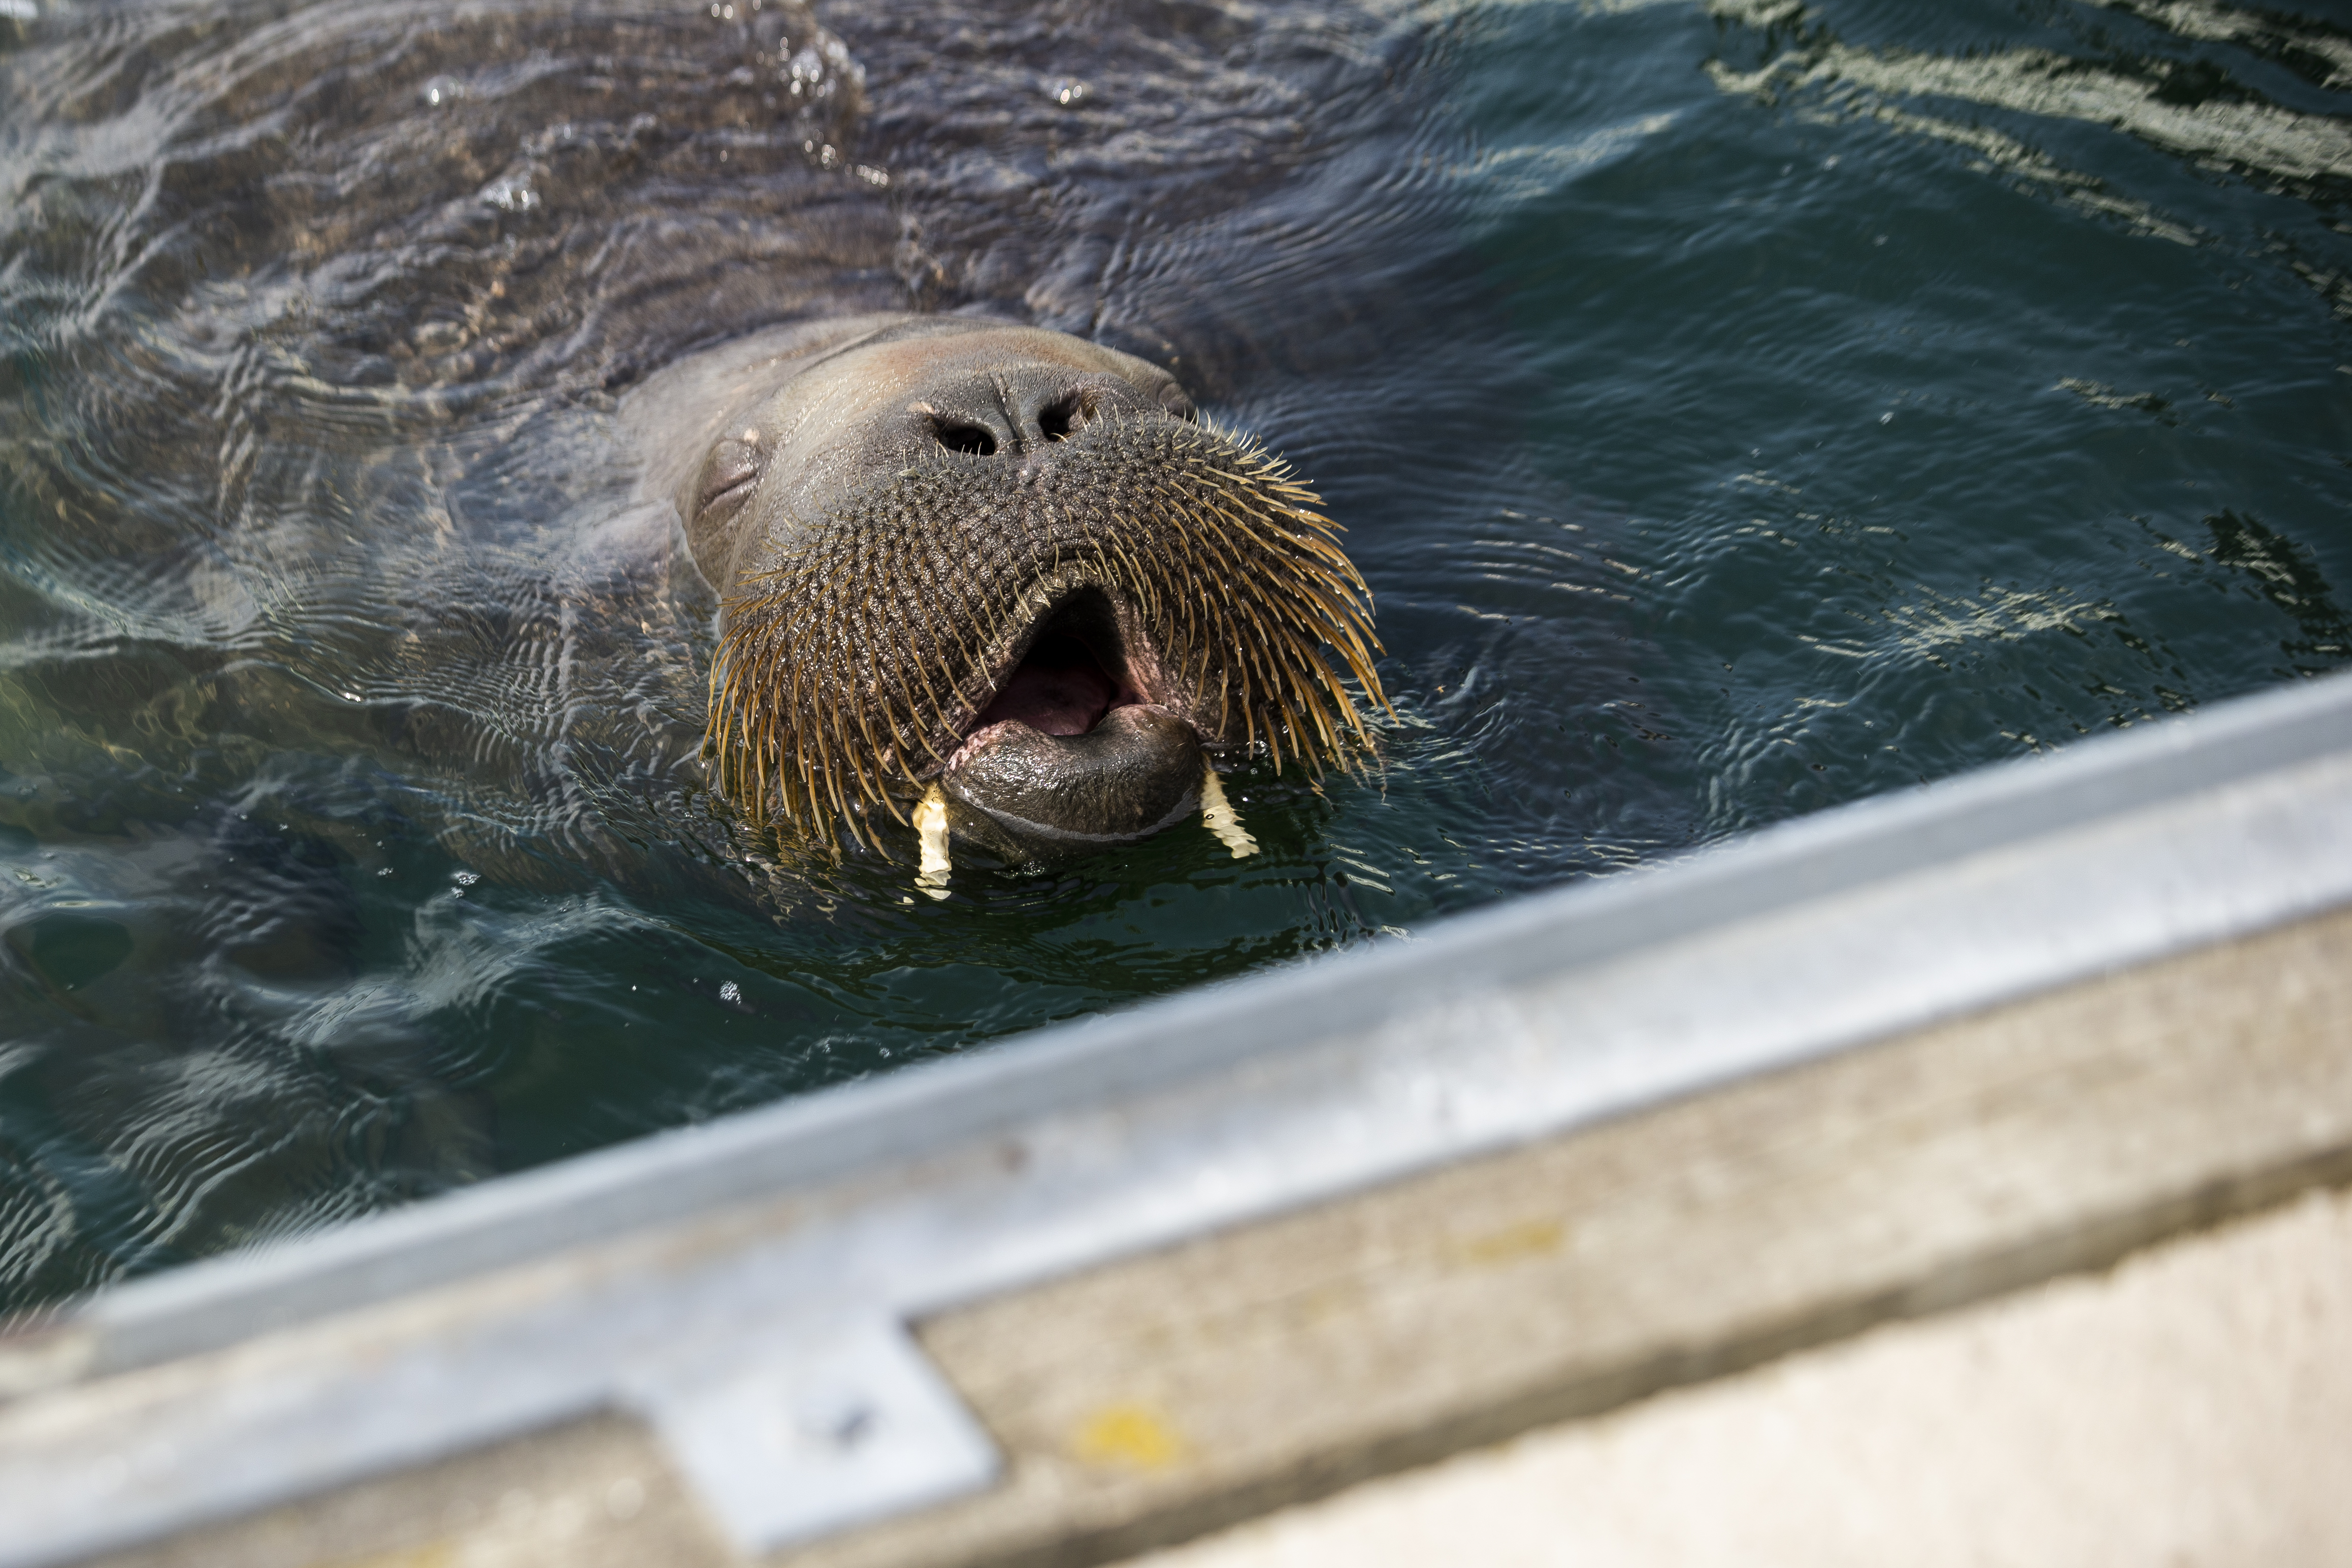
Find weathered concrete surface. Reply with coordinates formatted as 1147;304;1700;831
84;1413;720;1568
814;903;2352;1568
1130;1182;2352;1568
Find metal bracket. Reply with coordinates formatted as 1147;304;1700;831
632;1316;999;1555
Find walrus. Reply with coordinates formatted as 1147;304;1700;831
625;313;1387;892
0;0;1446;1308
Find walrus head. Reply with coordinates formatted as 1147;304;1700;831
669;316;1384;867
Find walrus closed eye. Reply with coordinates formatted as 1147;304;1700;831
631;313;1385;892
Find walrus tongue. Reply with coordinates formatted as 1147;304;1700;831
976;633;1120;736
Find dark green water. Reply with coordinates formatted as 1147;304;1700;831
3;0;2347;1311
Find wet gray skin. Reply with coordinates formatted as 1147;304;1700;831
625;315;1226;861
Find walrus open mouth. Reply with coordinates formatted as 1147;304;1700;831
924;583;1217;862
953;588;1151;757
708;413;1385;855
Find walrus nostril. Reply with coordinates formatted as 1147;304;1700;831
934;418;996;456
1038;395;1089;441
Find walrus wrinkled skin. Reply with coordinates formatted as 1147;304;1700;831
626;313;1384;862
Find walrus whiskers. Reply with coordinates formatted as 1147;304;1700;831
709;415;1387;852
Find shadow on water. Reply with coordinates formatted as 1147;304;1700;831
2;0;2349;1309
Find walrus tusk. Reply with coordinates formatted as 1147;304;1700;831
1200;765;1258;859
915;783;953;898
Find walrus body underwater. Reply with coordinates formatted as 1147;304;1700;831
625;313;1384;892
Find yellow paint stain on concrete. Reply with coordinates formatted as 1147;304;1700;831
1451;1217;1565;1265
1072;1402;1191;1472
329;1542;456;1568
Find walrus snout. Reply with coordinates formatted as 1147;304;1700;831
941;705;1206;855
912;362;1192;460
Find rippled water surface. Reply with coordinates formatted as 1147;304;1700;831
4;0;2348;1309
